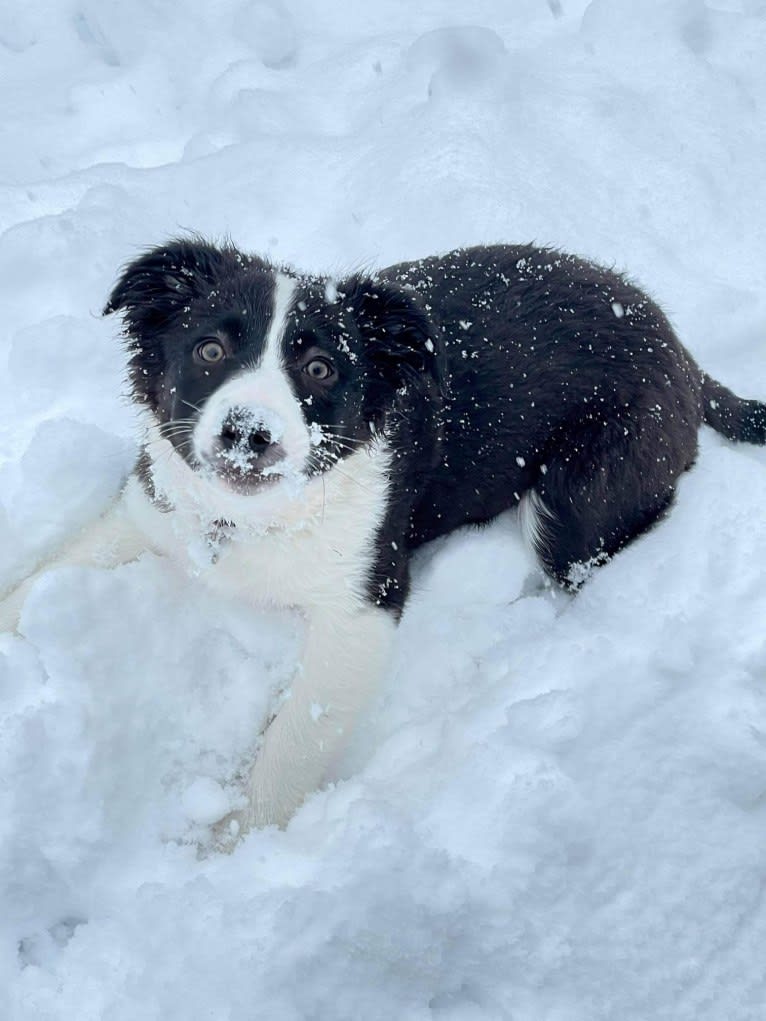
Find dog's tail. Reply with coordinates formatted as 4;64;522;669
701;374;766;444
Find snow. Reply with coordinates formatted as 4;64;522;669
1;1;766;1018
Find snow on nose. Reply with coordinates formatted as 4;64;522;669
219;406;285;456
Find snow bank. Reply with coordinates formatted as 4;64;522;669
1;1;766;1018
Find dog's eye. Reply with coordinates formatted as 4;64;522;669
304;357;334;381
196;339;226;364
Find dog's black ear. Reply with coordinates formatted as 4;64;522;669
345;277;443;393
103;239;244;335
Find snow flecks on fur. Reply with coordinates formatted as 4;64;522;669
1;2;766;1019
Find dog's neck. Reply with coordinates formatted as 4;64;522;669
138;418;391;545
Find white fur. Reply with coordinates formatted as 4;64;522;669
127;430;395;835
0;271;399;842
192;274;310;479
519;489;557;561
0;497;151;632
130;429;393;608
234;602;396;833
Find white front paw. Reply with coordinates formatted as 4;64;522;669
208;800;275;854
207;772;301;852
209;809;246;853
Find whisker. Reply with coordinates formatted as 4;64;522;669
317;426;366;443
312;432;365;449
160;424;194;436
325;438;364;449
321;440;359;455
151;433;197;461
326;464;375;495
158;423;197;438
160;418;198;428
160;428;195;440
160;435;194;448
180;398;205;414
172;435;195;451
306;452;375;496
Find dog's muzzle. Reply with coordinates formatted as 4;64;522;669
206;406;287;491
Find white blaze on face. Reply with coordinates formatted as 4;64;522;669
192;273;311;485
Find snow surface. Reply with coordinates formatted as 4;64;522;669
2;1;766;1018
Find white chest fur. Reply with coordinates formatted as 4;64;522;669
125;428;393;614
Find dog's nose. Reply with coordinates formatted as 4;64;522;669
220;409;274;457
247;428;272;454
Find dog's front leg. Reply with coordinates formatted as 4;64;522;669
0;482;151;634
227;603;397;837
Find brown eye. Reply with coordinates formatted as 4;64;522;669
304;357;334;381
196;339;226;364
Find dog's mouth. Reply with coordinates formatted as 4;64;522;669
205;447;288;494
216;469;284;494
195;407;298;494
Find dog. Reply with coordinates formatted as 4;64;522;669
1;238;764;841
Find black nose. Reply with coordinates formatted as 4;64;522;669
247;428;271;453
220;412;273;456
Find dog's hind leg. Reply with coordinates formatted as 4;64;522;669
520;409;697;588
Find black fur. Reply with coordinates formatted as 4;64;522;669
105;239;766;612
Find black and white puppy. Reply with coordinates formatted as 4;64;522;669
2;238;764;839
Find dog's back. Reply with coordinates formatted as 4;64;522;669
381;245;763;584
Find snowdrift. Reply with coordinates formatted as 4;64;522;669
1;2;766;1018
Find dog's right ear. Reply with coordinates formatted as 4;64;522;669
103;239;244;335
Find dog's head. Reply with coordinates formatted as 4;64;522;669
105;239;441;506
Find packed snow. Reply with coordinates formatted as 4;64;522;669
2;1;766;1018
